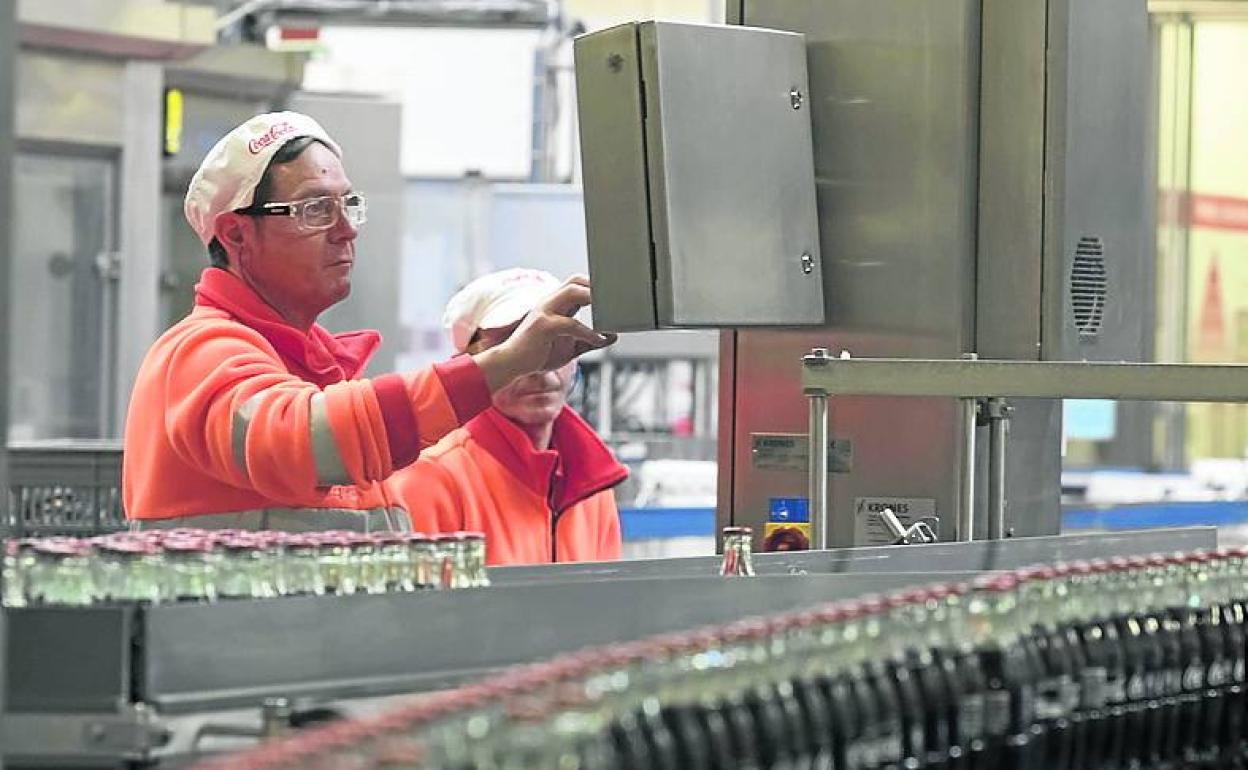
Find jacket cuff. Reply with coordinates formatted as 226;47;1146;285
372;374;422;468
433;356;492;425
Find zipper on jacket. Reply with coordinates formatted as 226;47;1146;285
548;462;562;562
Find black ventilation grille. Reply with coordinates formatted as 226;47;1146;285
1070;236;1107;338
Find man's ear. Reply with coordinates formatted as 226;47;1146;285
214;212;254;266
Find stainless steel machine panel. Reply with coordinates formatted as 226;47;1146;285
1047;0;1153;363
978;0;1153;363
719;0;983;546
575;21;823;331
721;0;1153;545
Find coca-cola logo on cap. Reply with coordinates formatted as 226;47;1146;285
247;121;298;154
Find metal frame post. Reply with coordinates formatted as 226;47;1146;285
0;0;13;533
805;348;832;550
986;397;1011;539
808;392;829;550
956;354;979;542
115;62;164;434
958;398;978;542
0;7;14;764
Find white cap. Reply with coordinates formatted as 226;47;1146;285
183;111;342;246
443;268;562;353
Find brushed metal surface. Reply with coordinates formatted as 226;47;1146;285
723;331;963;548
976;0;1047;360
574;23;656;330
640;21;823;327
719;1;982;547
1046;0;1152;362
802;358;1248;401
575;21;823;330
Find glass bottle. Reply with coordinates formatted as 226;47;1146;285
2;538;35;608
1213;548;1248;764
317;533;357;596
367;534;409;593
460;532;490;588
404;533;436;590
889;589;951;770
720;526;755;577
964;573;1039;769
431;534;458;590
97;539;163;603
30;539;98;606
1063;559;1127;770
282;534;326;596
164;537;219;602
1171;551;1218;766
1096;557;1148;770
253;531;290;597
846;597;905;770
590;644;664;770
350;534;387;595
719;619;790;770
645;634;725;770
1145;553;1188;766
1016;565;1084;770
216;536;275;599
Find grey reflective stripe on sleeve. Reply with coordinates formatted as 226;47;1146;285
133;507;412;533
309;392;352;486
231;391;269;479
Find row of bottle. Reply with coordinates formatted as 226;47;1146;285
194;547;1248;770
1;528;490;607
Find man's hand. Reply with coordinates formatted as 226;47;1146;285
473;275;617;393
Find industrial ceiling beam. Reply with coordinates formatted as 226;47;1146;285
220;0;559;33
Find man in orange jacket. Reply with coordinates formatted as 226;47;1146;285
395;269;628;565
123;112;613;531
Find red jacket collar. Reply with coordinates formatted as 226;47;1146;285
466;406;628;514
194;268;381;388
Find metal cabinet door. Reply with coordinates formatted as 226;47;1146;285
577;21;824;331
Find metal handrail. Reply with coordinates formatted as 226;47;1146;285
802;352;1248;545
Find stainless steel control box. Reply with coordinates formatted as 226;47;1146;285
574;21;824;331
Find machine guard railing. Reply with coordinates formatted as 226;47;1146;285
802;351;1248;547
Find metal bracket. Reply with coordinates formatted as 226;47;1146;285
876;507;939;545
93;250;122;281
984;397;1014;540
1;702;170;759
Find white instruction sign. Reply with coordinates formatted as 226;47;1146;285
853;497;939;546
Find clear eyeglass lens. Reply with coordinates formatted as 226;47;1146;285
300;197;338;228
344;194;367;226
295;193;367;230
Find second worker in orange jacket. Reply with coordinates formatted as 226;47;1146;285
395;269;628;565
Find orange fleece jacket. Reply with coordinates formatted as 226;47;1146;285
123;268;491;521
396;406;628;565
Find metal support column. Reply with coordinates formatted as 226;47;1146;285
596;358;614;437
957;354;979;542
958;398;978;542
0;0;14;526
0;6;15;764
115;62;164;432
805;348;832;550
986;397;1011;539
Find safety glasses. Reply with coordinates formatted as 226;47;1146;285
237;192;367;232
